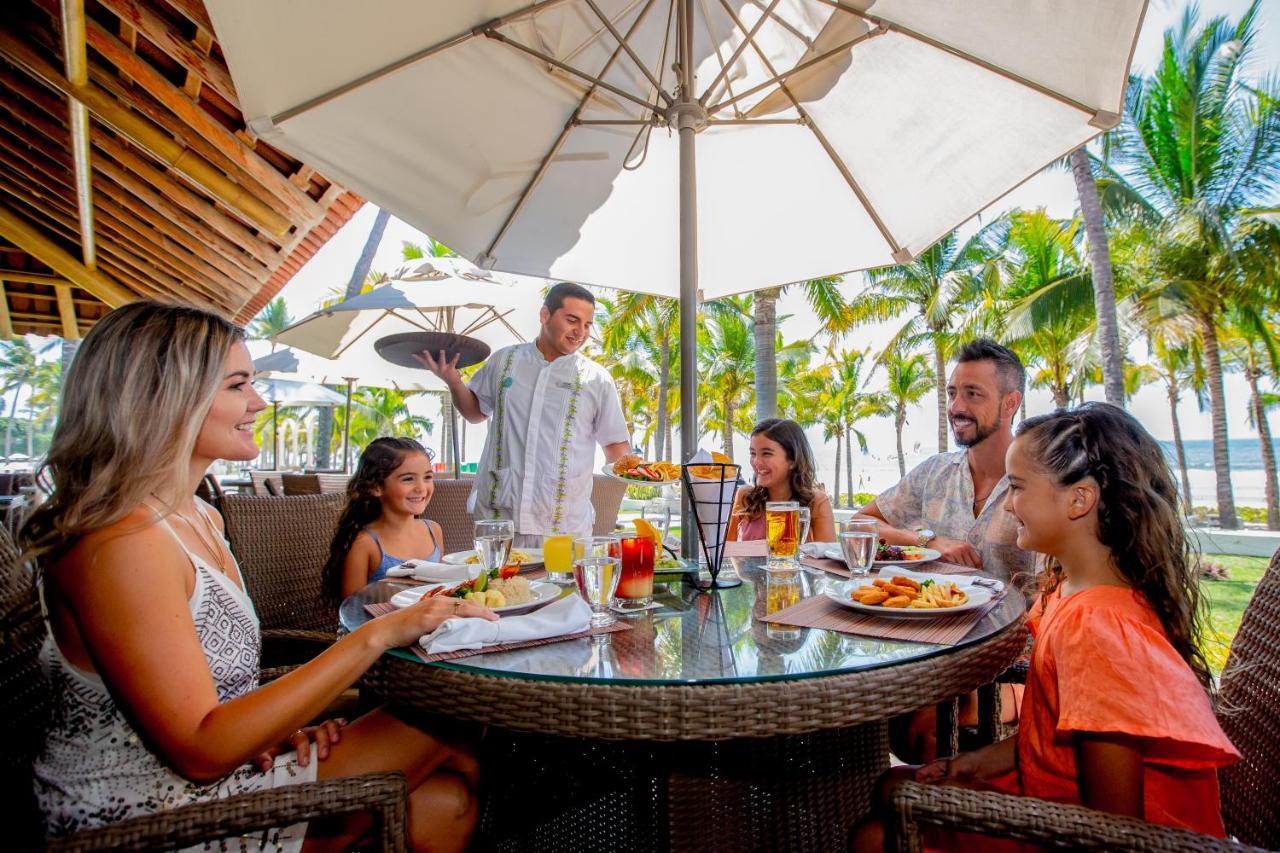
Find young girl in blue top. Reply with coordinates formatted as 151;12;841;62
324;437;445;601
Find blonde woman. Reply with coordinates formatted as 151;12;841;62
22;302;495;852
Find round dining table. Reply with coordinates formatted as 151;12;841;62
341;556;1027;853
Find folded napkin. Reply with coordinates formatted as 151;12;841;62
800;541;839;559
418;593;591;654
385;560;477;583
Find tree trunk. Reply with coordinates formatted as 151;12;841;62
25;388;33;459
722;396;734;460
753;287;780;422
1052;384;1069;408
934;340;948;452
314;407;333;468
345;207;390;298
832;430;842;507
656;340;671;460
1070;147;1125;406
895;409;906;479
666;422;674;466
1198;312;1238;528
1168;388;1193;515
844;425;854;509
1247;367;1280;529
4;379;19;460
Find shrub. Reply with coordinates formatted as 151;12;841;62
626;484;661;501
1200;561;1230;581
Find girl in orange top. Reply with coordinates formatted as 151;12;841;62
852;403;1239;851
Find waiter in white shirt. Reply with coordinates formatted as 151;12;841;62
419;282;631;546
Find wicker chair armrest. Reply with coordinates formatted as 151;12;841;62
889;781;1256;852
259;664;299;683
47;771;407;852
263;627;336;645
994;659;1029;685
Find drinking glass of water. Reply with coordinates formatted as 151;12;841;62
573;536;621;627
474;519;514;575
839;518;877;577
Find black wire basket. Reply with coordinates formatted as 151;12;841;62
680;461;742;590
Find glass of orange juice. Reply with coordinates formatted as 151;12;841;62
542;534;574;586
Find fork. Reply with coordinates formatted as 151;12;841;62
970;577;1002;589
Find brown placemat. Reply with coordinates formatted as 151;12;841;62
761;591;999;645
363;601;631;662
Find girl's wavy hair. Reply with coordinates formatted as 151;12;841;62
322;436;433;603
1017;402;1212;690
19;301;245;568
738;418;822;518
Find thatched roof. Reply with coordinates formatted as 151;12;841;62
0;0;364;338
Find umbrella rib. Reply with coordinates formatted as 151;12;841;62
268;0;576;126
483;28;665;115
812;0;1107;120
704;25;887;115
696;0;783;106
696;0;744;116
581;0;674;106
717;0;907;260
482;0;662;265
743;0;812;48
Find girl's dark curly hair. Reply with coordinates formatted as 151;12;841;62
738;418;822;519
1016;402;1211;690
322;436;432;603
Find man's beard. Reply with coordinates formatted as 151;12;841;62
951;415;999;448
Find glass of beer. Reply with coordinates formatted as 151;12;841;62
765;570;803;641
765;501;801;570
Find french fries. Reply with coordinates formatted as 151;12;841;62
848;576;969;610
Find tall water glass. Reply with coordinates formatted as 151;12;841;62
839;518;877;577
573;536;621;627
474;519;514;574
765;501;801;570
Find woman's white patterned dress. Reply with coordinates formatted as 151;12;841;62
33;511;317;851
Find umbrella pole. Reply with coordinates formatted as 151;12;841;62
675;0;702;561
342;378;355;473
272;401;279;470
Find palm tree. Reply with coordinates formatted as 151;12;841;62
1069;145;1126;405
1223;316;1280;529
1111;1;1280;528
601;293;679;459
850;230;994;451
698;296;755;459
832;348;889;507
1147;330;1204;515
753;276;852;421
247;298;293;350
401;236;456;259
0;338;54;461
878;348;934;478
998;210;1094;407
330;388;433;471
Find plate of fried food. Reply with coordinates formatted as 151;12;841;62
603;454;680;484
442;548;542;571
826;571;998;618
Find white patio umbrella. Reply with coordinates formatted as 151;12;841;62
254;378;349;469
210;0;1146;551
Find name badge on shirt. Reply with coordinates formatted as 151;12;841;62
555;381;575;390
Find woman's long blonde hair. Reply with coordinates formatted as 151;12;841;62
20;301;245;567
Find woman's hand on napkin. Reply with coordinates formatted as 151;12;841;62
372;595;497;649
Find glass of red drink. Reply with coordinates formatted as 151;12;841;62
615;536;655;610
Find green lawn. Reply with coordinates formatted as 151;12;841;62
1199;553;1268;674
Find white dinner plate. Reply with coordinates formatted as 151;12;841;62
824;577;994;619
599;462;679;486
390;581;561;615
810;543;942;567
441;548;544;568
873;546;942;567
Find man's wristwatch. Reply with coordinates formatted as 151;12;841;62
915;527;936;548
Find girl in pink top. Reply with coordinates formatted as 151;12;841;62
726;418;835;544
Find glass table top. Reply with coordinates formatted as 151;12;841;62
339;556;1025;687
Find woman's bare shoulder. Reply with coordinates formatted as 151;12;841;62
54;506;183;587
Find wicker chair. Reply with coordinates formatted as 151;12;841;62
249;469;285;497
590;473;629;535
891;549;1280;851
421;478;476;554
281;473;323;495
220;493;345;665
315;472;351;494
0;525;408;850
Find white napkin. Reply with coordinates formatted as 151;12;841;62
684;448;740;568
418;593;592;654
800;541;838;558
385;560;476;583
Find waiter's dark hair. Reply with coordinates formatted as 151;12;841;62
544;282;595;314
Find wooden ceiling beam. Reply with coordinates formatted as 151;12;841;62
182;27;212;99
0;26;295;237
0;73;274;275
0;127;256;300
61;0;97;271
54;283;79;339
117;18;135;86
161;0;214;37
0;283;13;339
81;16;319;223
95;0;239;109
0;200;131;306
0;270;64;286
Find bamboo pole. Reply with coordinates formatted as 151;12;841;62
0;283;13;340
0;201;131;306
61;0;96;271
54;284;79;340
